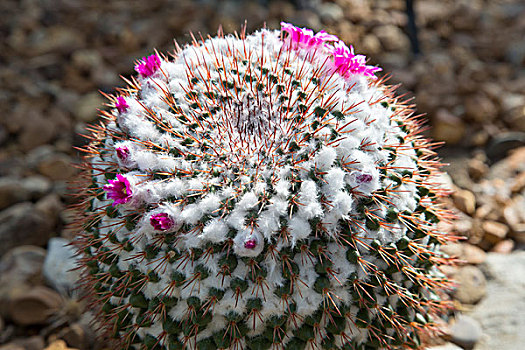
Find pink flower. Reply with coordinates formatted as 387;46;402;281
104;174;132;206
115;96;129;113
328;42;382;79
134;54;161;78
244;239;257;249
116;146;130;161
281;22;338;50
150;213;174;231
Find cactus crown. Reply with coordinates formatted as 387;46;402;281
73;23;453;350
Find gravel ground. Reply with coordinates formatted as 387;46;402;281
0;0;524;349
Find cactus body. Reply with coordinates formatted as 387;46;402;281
73;24;453;350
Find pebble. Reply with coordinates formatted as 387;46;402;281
21;175;53;200
319;3;344;23
0;245;47;290
490;239;515;254
464;94;498;122
56;323;87;350
44;237;81;295
73;92;104;123
0;177;31;211
467;158;488;181
453;265;487;304
440;243;486;264
432;109;466;144
0;202;56;256
17;110;57;152
462;243;487;264
37;153;77;181
11;336;46;350
449;314;483;348
373;24;410;51
452;188;476;215
0;344;24;350
425;343;463;350
482;220;509;243
44;340;79;350
8;286;62;326
469;252;525;350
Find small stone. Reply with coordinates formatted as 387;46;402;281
511;171;525;193
37;153;77;181
452;188;476;215
449;314;483;348
18;110;57;152
453;265;487;304
21;175;52;200
432;109;466;145
462;244;486;264
73;92;104;123
289;10;321;31
425;343;463;350
373;25;410;51
490;239;515;254
468;252;525;349
0;202;56;256
44;238;81;294
57;324;86;350
35;193;63;222
482;220;509;243
11;336;46;350
440;243;486;264
44;340;79;350
9;286;62;326
319;3;344;23
0;245;47;288
440;243;463;260
464;94;498;122
0;177;31;211
467;158;488;181
0;344;24;350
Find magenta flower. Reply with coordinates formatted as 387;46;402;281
328;42;382;79
134;54;161;78
116;146;130;161
150;213;174;231
104;174;132;206
115;96;129;113
281;22;338;50
244;239;257;250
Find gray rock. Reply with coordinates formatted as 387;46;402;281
0;202;56;256
0;177;31;211
454;265;487;304
319;3;344;23
470;252;525;350
0;245;47;287
20;175;52;200
450;314;483;348
73;92;104;123
43;238;81;295
426;343;463;350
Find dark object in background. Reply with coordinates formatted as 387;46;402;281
406;0;421;56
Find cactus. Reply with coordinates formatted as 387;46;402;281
72;23;454;350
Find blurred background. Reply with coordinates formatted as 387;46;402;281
0;0;524;349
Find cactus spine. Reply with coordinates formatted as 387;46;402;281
72;23;454;350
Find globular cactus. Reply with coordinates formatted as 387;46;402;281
72;23;455;350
